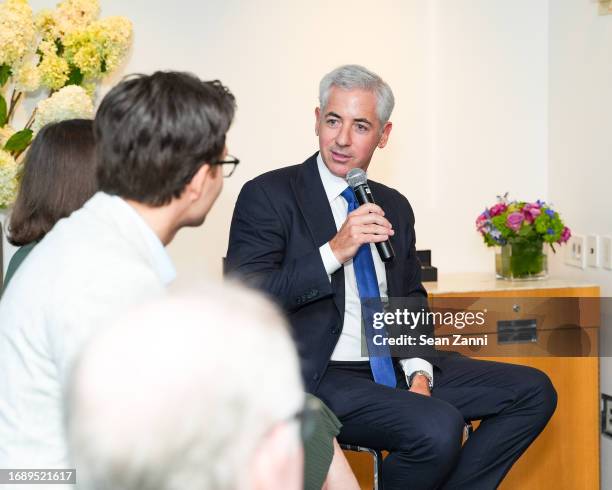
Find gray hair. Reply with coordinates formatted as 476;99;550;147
66;281;304;490
319;64;395;125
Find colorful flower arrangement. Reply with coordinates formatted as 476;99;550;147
476;193;571;251
0;0;132;208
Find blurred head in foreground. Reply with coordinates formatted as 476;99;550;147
66;282;304;490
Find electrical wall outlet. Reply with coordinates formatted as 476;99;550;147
586;235;600;267
565;234;586;268
602;394;612;437
602;236;612;270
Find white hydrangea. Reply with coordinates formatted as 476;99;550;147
0;0;37;66
0;149;19;208
12;57;41;92
32;85;94;133
54;0;100;38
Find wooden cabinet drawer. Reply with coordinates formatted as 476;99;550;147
428;296;599;357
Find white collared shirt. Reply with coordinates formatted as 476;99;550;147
315;154;433;384
113;195;176;286
0;192;174;471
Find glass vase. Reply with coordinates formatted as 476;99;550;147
495;238;547;280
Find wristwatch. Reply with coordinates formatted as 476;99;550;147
408;370;434;390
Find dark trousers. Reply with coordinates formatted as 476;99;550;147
314;354;557;490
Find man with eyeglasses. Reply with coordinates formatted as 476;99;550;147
0;71;237;476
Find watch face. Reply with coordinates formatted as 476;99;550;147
410;371;432;389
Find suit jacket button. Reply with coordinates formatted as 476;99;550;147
296;297;302;305
310;288;319;298
331;327;340;334
313;373;319;381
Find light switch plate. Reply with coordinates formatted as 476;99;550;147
586;235;600;267
565;234;586;269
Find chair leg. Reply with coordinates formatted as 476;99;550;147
340;444;384;490
464;421;474;441
361;447;384;490
372;449;383;490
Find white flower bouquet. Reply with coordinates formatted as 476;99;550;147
0;0;132;208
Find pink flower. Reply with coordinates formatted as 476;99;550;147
559;226;571;243
476;213;489;233
489;203;507;217
522;203;541;224
506;212;524;232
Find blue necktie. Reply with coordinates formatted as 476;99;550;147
340;187;396;388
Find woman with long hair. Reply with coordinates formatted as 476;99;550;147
3;119;97;290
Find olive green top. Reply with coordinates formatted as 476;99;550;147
303;394;342;490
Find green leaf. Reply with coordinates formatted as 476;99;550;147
4;129;33;152
0;94;7;126
0;64;11;87
65;65;84;87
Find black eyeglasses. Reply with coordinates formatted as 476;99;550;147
214;154;240;178
261;396;320;445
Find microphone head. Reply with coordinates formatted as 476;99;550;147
346;168;367;189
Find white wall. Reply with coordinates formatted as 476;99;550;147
426;0;548;274
547;1;612;487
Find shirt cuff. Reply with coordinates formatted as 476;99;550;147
399;358;434;385
319;242;342;276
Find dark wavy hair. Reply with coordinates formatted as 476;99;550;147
8;119;97;246
94;71;236;206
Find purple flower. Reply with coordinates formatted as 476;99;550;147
559;226;571;243
522;203;541;224
489;203;507;217
506;212;524;232
545;208;555;218
547;228;555;235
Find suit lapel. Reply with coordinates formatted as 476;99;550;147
289;158;405;311
291;153;344;316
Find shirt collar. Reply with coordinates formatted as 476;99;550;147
101;193;177;286
316;152;349;203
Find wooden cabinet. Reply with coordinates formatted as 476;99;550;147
425;273;600;490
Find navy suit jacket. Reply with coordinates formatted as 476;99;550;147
226;153;436;392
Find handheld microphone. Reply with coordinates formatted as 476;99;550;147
346;168;395;263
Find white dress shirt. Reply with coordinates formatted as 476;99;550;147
315;155;433;385
0;192;175;474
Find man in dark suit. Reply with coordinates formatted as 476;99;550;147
226;65;557;490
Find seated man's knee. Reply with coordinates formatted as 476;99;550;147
401;405;464;470
522;367;558;422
